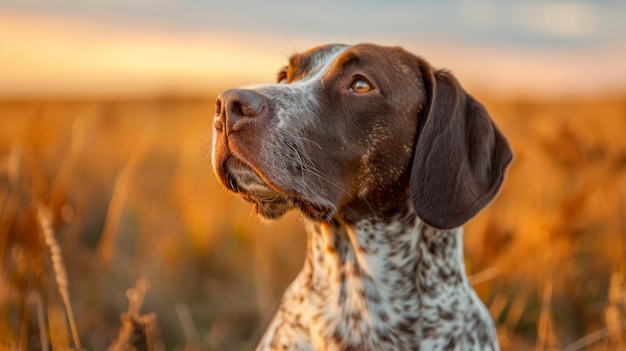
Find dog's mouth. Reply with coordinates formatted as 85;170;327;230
220;156;333;221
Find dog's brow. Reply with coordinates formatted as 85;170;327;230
333;52;360;73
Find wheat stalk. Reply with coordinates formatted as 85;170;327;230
29;291;50;351
108;279;156;351
37;205;82;350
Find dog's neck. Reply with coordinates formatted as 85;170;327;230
294;210;497;349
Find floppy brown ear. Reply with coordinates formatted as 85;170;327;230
410;68;512;230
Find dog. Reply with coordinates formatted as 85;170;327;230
212;43;512;350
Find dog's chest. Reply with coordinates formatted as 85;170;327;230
298;217;424;350
257;216;498;351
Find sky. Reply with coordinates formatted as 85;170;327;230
1;0;625;97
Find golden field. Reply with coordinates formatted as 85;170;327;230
1;92;625;350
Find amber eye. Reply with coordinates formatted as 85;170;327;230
349;78;372;93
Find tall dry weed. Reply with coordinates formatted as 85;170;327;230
37;205;81;350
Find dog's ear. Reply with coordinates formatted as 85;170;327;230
410;68;512;230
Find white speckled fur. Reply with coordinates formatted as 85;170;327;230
257;207;498;350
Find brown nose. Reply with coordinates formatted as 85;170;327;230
214;89;267;134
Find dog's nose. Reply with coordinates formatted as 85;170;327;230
214;89;267;134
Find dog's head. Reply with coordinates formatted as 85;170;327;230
212;43;512;229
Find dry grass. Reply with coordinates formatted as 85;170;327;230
0;93;625;350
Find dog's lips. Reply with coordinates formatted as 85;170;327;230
224;157;280;199
220;158;295;219
220;155;335;220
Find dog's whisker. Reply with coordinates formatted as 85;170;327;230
292;134;323;150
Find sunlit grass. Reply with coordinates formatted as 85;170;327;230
0;94;625;350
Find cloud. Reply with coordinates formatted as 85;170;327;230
514;2;598;38
1;5;626;97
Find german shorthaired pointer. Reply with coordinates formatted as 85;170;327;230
212;43;512;350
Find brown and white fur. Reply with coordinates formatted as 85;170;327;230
211;43;512;350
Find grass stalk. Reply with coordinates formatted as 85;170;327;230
37;206;82;350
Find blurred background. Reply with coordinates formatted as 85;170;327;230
1;1;625;350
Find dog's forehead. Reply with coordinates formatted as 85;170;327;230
289;44;350;70
286;43;417;85
289;43;405;68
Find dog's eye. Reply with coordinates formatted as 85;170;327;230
349;78;372;93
